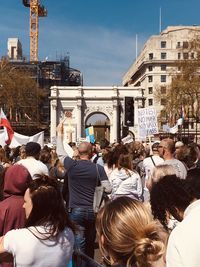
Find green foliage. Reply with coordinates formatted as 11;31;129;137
0;59;46;122
155;37;200;124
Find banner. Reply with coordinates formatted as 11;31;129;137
0;130;44;148
138;108;158;139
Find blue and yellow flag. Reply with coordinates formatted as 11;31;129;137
85;126;95;143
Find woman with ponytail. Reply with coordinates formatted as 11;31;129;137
96;196;167;267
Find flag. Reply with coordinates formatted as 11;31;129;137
24;113;32;121
0;108;14;145
181;105;186;121
85;126;95;143
16;109;19;122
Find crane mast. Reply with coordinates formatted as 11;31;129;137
22;0;47;62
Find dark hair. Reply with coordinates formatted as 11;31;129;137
99;139;110;149
25;142;41;157
25;175;75;238
186;168;200;199
150;175;194;230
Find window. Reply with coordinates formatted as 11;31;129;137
183;41;189;48
148;99;153;106
161;52;167;59
148;76;153;82
161;41;166;48
148;65;153;71
177;42;181;48
161;64;167;71
161;98;166;105
178;53;181;59
161;75;166;82
148;87;153;94
191;52;194;59
149;53;153;60
183;53;189;59
161;86;166;94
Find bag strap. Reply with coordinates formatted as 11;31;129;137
150;156;156;166
96;164;101;186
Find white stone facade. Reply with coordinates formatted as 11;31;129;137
50;86;144;143
7;38;23;60
123;26;200;126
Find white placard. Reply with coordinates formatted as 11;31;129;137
138;108;158;139
122;135;133;144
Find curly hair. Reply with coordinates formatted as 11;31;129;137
150;175;194;230
96;196;166;267
186;168;200;199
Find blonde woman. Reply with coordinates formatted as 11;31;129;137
146;165;176;191
96;196;167;267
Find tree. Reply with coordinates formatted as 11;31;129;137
155;37;200;126
0;59;47;123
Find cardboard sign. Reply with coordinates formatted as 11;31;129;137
138;108;158;139
122;135;133;144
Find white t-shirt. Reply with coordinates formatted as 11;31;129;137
166;200;200;267
143;155;164;180
4;226;74;267
17;157;49;179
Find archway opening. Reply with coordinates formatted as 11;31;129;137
85;112;110;142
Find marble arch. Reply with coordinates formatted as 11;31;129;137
50;86;144;144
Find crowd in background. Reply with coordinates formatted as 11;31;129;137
0;126;200;266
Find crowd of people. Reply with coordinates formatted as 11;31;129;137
0;121;200;266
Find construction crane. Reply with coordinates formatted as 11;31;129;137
22;0;47;62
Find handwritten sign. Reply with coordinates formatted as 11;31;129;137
138;108;158;139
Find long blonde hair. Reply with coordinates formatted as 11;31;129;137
96;197;166;267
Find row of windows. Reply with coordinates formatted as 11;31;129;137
178;52;194;60
148;86;166;94
148;75;166;83
160;41;189;49
149;50;194;60
148;98;166;106
149;52;167;60
148;65;166;71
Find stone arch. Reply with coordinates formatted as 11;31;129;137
84;106;112;126
85;111;111;142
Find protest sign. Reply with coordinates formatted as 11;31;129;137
137;108;158;139
122;135;133;144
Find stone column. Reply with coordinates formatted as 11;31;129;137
112;101;118;143
76;104;82;142
50;99;57;144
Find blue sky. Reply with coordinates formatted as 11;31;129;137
0;0;200;85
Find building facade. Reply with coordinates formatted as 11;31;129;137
7;38;23;60
50;86;144;144
123;26;200;130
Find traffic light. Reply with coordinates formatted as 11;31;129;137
124;97;134;126
122;126;129;138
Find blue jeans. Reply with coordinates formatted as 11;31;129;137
69;208;96;267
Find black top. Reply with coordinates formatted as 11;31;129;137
64;157;108;208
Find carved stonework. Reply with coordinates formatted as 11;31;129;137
84;105;113;120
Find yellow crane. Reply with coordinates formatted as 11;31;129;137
22;0;47;62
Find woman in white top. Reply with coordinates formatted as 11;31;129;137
109;148;143;201
0;175;75;267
